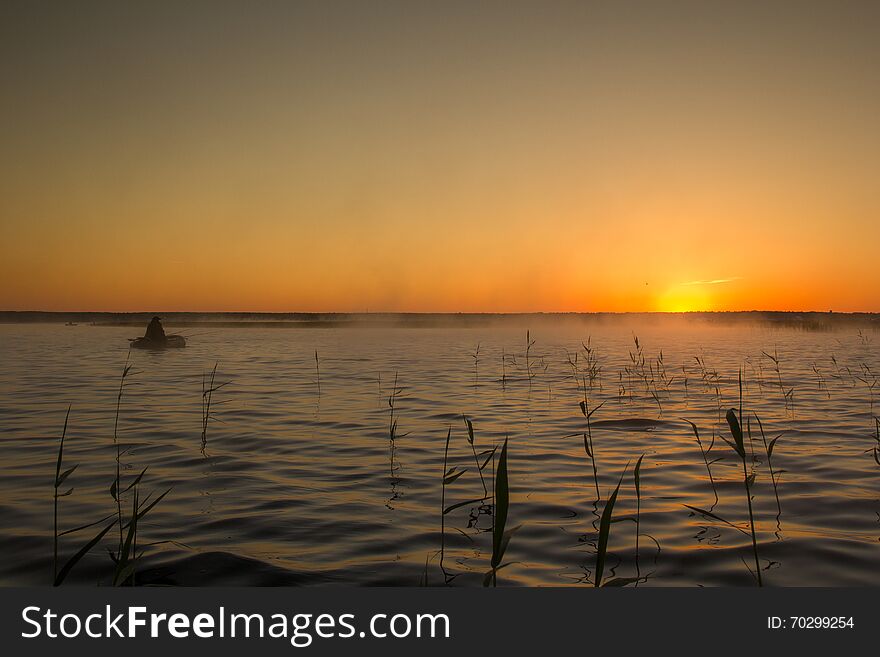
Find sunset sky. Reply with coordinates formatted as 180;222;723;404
1;1;879;313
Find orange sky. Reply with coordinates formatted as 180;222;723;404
1;1;879;313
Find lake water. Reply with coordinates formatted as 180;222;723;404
1;317;878;586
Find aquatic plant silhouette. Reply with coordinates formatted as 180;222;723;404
463;416;495;499
485;436;518;586
438;426;485;584
762;348;794;410
594;464;631;587
579;394;605;501
811;363;831;398
200;362;230;455
50;405;169;586
855;363;878;414
315;350;321;398
872;417;880;466
682;419;720;509
472;343;481;388
25;320;880;587
53;406;75;582
112;354;138;550
726;403;762;586
582;336;602;392
385;371;409;508
525;330;537;388
754;414;784;521
633;454;644;580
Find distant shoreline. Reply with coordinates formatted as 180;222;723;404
1;310;877;330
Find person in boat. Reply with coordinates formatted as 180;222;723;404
144;316;167;342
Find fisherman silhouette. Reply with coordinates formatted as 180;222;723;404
144;316;167;342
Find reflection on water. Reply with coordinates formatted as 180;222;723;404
0;317;878;586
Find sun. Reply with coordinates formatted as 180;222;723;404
656;286;714;313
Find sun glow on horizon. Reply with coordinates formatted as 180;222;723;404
2;3;880;313
656;289;714;314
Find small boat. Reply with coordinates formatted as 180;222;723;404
129;334;187;349
65;321;78;326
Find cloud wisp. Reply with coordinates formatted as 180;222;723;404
679;276;743;287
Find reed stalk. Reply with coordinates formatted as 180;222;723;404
53;406;73;583
726;405;762;586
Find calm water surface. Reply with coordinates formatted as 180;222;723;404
1;318;878;586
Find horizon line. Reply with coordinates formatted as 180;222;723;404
2;310;878;316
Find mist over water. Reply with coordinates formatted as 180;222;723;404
0;316;878;586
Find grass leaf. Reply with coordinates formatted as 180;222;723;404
595;466;627;587
54;521;115;586
56;464;77;488
491;437;509;571
443;498;486;515
634;454;644;499
725;408;746;458
684;504;749;536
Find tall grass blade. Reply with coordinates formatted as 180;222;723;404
727;406;762;586
53;406;71;583
595;467;627;587
54;521;115;586
634;454;644;580
725;408;746;458
484;437;516;586
491;437;509;571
